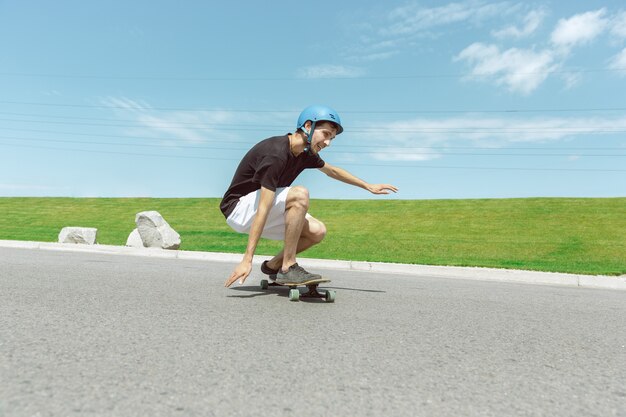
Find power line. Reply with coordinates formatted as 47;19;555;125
3;142;236;162
2;111;626;132
1;136;625;157
2;117;626;134
3;142;626;172
0;127;624;151
2;100;626;114
0;67;624;81
0;111;288;128
0;127;252;145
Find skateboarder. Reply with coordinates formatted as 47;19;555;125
222;105;398;288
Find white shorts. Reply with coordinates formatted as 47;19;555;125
226;187;311;241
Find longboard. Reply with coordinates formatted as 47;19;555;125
259;278;335;302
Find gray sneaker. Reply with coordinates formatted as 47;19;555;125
261;260;279;281
275;263;322;284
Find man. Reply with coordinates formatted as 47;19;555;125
222;105;398;288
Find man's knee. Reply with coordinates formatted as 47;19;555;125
287;186;310;211
307;218;327;243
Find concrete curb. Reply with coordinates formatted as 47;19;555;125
1;239;625;291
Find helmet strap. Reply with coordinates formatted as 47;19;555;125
302;121;316;155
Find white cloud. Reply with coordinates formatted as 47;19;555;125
99;97;293;146
608;48;626;76
492;8;546;39
345;3;624;96
455;43;556;94
296;65;365;79
345;40;400;62
383;0;514;36
101;96;152;112
550;9;609;51
344;0;520;62
559;71;583;90
610;11;626;39
135;112;220;144
370;150;443;162
354;115;626;161
455;8;626;94
351;51;399;62
42;90;62;97
101;96;210;143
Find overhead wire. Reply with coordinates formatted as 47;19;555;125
2;100;626;114
1;66;625;80
0;135;624;157
3;141;626;172
1;126;624;151
1;98;625;173
1;116;626;134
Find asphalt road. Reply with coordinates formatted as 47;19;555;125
1;247;625;417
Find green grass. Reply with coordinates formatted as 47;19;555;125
0;197;624;276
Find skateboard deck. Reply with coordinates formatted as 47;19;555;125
259;278;335;302
272;278;330;286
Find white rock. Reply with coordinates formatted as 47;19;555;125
135;211;181;250
125;228;144;248
58;227;98;245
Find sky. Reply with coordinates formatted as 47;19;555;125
1;0;625;200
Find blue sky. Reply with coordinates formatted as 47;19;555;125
1;0;625;199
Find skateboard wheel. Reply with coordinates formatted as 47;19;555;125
288;289;300;302
325;290;336;303
260;279;269;290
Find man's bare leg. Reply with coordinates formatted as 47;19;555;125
266;236;316;271
266;187;326;270
265;221;326;271
280;186;310;272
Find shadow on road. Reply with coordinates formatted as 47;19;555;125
226;284;386;301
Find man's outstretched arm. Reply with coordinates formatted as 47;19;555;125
319;163;398;195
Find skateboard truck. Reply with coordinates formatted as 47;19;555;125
260;279;336;302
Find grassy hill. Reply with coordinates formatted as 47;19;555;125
0;197;624;275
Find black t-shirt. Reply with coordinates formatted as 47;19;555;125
220;134;325;218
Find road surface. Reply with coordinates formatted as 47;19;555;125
1;247;625;416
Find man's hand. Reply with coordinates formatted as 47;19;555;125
367;184;399;195
224;259;253;287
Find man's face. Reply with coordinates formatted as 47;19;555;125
307;121;338;155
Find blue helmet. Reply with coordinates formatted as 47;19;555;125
296;105;343;135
